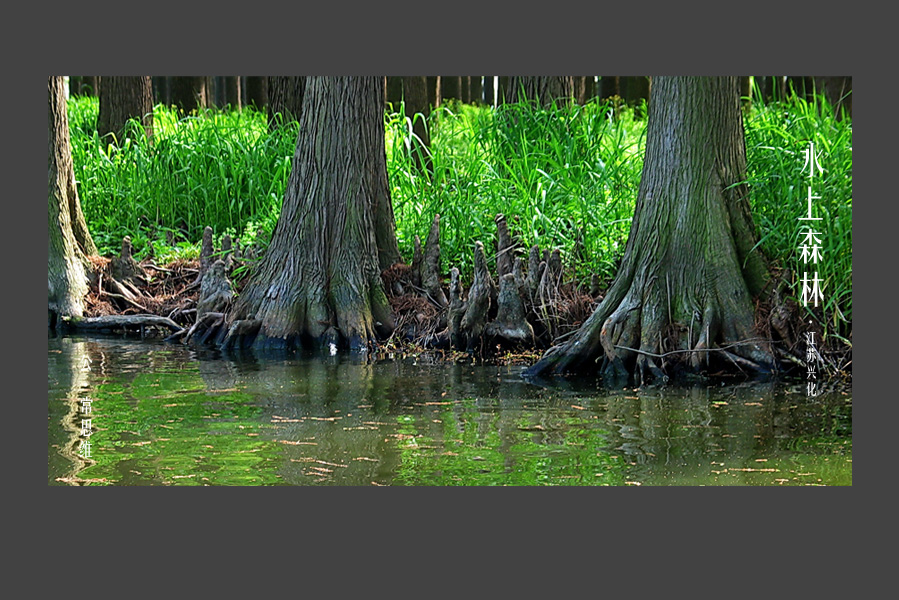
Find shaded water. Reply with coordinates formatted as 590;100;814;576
48;335;852;486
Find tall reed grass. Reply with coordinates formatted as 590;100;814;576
67;97;297;256
743;82;853;339
386;98;646;284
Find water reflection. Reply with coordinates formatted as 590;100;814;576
48;335;852;486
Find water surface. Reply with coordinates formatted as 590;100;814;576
48;334;852;486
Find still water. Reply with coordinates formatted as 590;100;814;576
48;334;852;486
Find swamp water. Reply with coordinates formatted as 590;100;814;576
48;334;852;486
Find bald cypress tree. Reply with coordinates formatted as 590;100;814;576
49;76;98;326
528;77;773;381
224;77;401;351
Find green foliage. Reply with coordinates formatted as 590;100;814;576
743;83;853;338
385;99;646;284
67;97;294;258
68;85;851;338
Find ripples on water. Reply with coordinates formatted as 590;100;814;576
48;334;852;486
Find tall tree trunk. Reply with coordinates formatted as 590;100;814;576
268;76;306;129
226;77;400;351
483;76;495;106
69;76;98;97
505;76;575;106
49;76;97;325
152;76;171;107
224;76;241;109
401;76;432;173
98;76;154;142
600;75;620;99
245;76;268;110
70;76;99;97
498;76;510;104
527;76;773;381
574;76;587;105
810;76;852;119
211;76;226;108
755;76;787;103
385;76;403;108
170;76;208;113
441;76;462;102
470;76;483;104
426;76;441;108
620;76;651;114
739;76;751;109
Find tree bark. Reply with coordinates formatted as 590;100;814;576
470;76;483;104
483;76;495;106
441;76;462;102
170;76;208;113
49;76;97;325
599;76;620;100
385;76;403;107
98;76;154;142
224;76;241;109
226;77;400;351
268;76;306;129
505;76;575;106
810;76;852;119
70;76;99;97
620;76;651;114
498;77;510;104
399;76;432;173
574;76;588;105
245;76;268;110
526;76;773;381
152;76;171;107
426;76;441;108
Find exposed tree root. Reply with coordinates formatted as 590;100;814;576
65;217;847;382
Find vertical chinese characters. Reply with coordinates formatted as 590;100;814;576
798;142;825;396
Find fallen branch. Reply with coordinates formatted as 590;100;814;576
63;314;181;333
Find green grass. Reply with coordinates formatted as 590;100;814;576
67;97;296;260
67;85;851;339
386;98;645;284
743;82;853;339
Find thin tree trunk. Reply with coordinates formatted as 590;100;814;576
498;76;510;104
483;76;495;106
427;76;441;108
401;76;432;174
470;76;483;104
